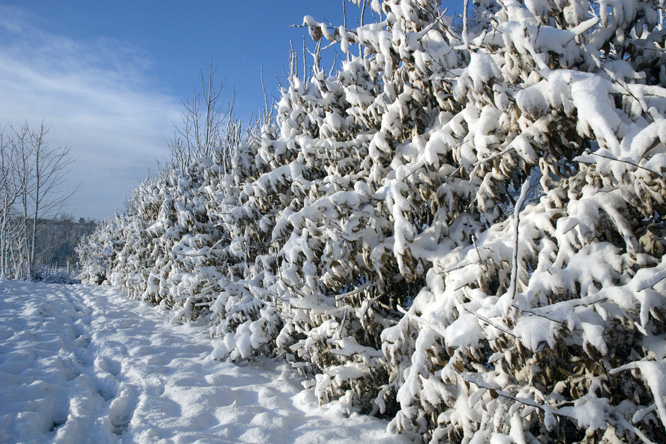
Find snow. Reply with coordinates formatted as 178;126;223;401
557;397;612;433
0;280;408;444
444;313;484;348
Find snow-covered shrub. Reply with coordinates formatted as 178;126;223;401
77;218;125;285
79;0;666;441
372;0;666;442
207;1;463;408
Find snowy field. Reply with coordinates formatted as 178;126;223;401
0;280;408;444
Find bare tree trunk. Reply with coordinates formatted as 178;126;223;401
30;145;40;278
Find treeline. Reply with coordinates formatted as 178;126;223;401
0;214;95;280
34;215;97;269
78;0;666;442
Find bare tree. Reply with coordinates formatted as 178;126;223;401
168;63;238;172
25;122;75;277
0;121;75;279
0;125;26;279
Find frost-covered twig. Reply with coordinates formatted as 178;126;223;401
505;180;531;306
610;361;666;432
638;275;666;293
463;375;579;426
397;305;448;338
463;307;517;337
616;417;656;444
335;280;372;301
580;151;666;180
172;238;225;257
510;304;567;327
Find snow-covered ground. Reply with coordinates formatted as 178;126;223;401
0;280;408;444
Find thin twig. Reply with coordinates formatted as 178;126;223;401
171;238;225;257
335;280;372;301
463;307;517;337
582;151;665;180
511;304;567;327
463;375;578;423
397;305;448;338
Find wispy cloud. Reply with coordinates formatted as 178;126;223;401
0;5;182;219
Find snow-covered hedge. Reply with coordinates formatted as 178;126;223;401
79;0;666;441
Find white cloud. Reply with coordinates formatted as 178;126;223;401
0;5;182;220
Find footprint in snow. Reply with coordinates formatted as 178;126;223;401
94;356;121;376
107;386;137;436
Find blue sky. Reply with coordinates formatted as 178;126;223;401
4;1;347;116
0;1;455;220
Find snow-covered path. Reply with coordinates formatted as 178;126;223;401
0;281;407;444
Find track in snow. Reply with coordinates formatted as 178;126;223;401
0;281;407;444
